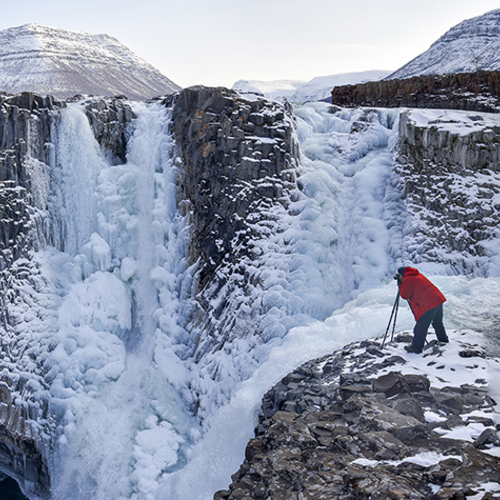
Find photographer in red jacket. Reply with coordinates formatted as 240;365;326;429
395;267;448;354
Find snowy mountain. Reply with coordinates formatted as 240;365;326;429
389;8;500;79
233;70;390;102
0;24;180;100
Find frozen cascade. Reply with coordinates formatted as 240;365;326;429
157;103;407;498
38;102;198;500
291;102;402;305
41;101;407;499
182;102;405;426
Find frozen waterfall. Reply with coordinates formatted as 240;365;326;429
37;102;198;499
35;101;405;499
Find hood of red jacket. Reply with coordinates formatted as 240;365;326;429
403;267;419;277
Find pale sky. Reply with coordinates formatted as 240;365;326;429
2;0;500;88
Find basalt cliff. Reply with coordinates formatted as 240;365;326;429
330;71;500;113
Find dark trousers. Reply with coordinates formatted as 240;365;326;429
411;304;448;351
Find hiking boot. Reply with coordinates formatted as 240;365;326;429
405;345;422;354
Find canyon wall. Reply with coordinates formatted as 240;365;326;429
330;71;500;112
1;86;500;497
396;110;500;274
168;87;299;365
0;92;62;499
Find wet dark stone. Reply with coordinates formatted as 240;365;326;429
0;476;28;500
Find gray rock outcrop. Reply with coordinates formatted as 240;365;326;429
396;111;500;274
216;335;500;500
0;92;61;499
167;87;299;391
0;92;65;266
79;95;136;164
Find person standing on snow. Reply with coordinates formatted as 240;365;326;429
395;267;448;354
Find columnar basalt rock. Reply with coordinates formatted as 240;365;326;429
0;92;64;184
396;111;500;273
168;86;299;363
170;86;297;289
0;92;64;268
80;95;136;164
0;92;59;499
330;71;500;113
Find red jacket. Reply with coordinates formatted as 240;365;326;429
398;267;446;321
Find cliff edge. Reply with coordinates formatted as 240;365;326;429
216;332;500;500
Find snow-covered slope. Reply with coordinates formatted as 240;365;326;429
290;70;390;102
231;79;306;100
389;9;500;79
0;24;180;100
233;70;390;102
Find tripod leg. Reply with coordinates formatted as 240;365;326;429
390;293;400;343
381;292;400;348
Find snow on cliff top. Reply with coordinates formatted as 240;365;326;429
233;70;390;102
389;9;500;80
0;24;181;100
405;108;500;135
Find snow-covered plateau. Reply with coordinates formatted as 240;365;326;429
0;92;499;500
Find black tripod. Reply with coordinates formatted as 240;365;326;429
381;291;400;348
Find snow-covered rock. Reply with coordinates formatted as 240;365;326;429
389;9;500;79
217;332;500;500
0;24;180;100
396;108;500;275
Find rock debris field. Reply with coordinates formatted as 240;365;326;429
216;331;500;500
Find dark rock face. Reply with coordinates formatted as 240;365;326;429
0;92;64;185
396;111;500;273
0;92;61;500
0;92;64;268
170;86;297;290
216;336;500;500
79;95;136;164
331;71;500;113
168;86;298;364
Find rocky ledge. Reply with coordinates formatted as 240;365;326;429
216;332;500;500
330;71;500;113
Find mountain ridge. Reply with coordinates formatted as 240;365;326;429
0;23;180;100
389;8;500;79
